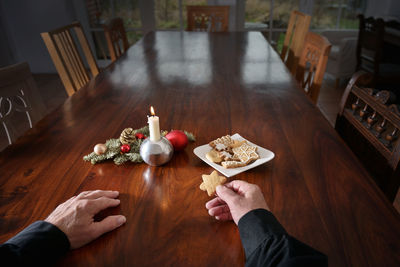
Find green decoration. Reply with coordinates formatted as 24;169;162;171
83;125;195;165
184;130;196;142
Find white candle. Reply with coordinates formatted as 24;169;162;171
148;106;161;142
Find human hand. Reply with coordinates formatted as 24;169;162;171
205;180;269;225
45;190;126;249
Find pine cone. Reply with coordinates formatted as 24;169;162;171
120;128;136;145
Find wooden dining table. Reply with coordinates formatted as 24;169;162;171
1;31;399;266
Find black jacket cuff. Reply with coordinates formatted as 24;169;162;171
238;209;287;258
5;220;70;265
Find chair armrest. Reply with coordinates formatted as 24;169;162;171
337;37;358;62
321;30;358;46
331;37;358;77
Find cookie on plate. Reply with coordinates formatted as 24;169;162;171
232;143;259;164
209;135;234;151
206;150;223;163
230;140;247;148
217;151;234;161
221;161;247;169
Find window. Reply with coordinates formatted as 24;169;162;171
155;0;207;30
245;0;366;51
85;0;143;60
273;0;300;29
339;0;367;29
311;0;365;29
245;0;270;30
245;0;366;30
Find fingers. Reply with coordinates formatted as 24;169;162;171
215;212;233;221
215;184;239;204
208;204;230;217
91;215;126;239
77;190;119;200
87;197;121;214
206;197;233;221
205;197;226;209
225;180;252;195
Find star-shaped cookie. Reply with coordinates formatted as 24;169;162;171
200;170;227;196
232;143;259;164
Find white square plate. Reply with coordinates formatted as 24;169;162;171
193;133;275;177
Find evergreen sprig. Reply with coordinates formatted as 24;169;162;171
184;131;196;142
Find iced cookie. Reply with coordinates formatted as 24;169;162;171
209;135;234;151
232;143;259;164
221;161;246;169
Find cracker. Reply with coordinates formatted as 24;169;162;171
200;170;227;196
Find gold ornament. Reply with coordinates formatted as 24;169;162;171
94;143;107;155
120;128;136;144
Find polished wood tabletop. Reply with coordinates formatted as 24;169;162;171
1;32;399;266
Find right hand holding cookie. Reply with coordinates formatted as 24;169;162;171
205;180;269;225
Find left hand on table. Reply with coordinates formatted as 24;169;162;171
45;190;126;249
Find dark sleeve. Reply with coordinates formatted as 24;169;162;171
0;221;70;267
238;209;328;267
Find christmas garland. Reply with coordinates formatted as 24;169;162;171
83;126;195;165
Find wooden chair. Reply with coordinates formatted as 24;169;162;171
356;15;400;87
356;15;385;82
103;17;129;62
335;71;400;202
0;62;46;151
41;21;99;97
295;32;331;104
187;6;230;32
281;10;311;76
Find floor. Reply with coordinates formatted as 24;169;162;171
317;75;346;127
31;73;400;212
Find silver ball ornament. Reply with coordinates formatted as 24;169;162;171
94;143;107;155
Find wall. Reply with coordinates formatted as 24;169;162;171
0;0;241;72
0;1;17;68
0;0;76;73
365;0;400;20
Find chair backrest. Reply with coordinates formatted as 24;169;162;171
41;21;99;97
103;17;130;62
0;62;46;151
281;10;311;75
356;15;385;76
335;71;400;202
295;32;331;104
187;6;230;32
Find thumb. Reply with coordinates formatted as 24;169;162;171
92;215;126;238
216;185;239;205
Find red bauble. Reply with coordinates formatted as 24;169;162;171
120;144;131;153
135;133;145;139
165;130;188;151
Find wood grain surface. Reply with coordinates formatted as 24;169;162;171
1;32;399;267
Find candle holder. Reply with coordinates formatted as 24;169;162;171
140;137;173;166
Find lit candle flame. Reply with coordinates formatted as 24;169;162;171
150;106;155;116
